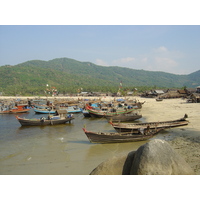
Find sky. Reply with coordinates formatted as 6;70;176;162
0;25;200;75
0;0;200;75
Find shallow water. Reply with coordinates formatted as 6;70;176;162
0;107;189;175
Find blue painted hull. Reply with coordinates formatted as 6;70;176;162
34;108;56;114
66;106;83;113
34;107;82;114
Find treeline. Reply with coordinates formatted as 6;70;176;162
0;57;199;96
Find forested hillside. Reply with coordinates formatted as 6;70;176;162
0;57;199;95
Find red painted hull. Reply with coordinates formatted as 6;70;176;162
0;108;30;114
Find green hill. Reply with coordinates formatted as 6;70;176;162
0;57;199;95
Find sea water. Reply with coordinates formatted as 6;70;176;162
0;109;172;175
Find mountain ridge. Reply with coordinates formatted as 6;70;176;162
0;57;199;95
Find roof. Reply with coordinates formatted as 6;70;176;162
154;90;165;94
192;93;200;98
178;89;187;94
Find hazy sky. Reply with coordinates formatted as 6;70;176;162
0;25;199;74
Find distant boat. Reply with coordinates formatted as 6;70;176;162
105;113;142;122
0;105;30;114
66;106;83;113
82;127;163;143
82;109;91;117
85;105;136;118
156;98;163;101
34;106;82;114
34;108;56;114
33;104;50;109
16;110;74;126
110;115;189;133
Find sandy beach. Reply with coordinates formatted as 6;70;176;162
136;97;200;175
1;95;200;174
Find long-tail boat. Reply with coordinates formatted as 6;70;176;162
85;105;136;118
0;105;30;114
82;127;164;143
16;110;74;126
109;114;189;133
105;113;142;122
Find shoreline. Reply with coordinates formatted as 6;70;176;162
1;96;199;174
0;95;137;101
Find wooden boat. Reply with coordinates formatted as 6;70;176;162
156;98;163;101
66;106;83;113
85;105;136;118
0;105;30;114
15;110;74;126
34;106;82;114
34;108;56;114
33;104;50;109
105;113;142;122
82;109;91;117
110;115;189;133
128;101;144;109
82;127;164;143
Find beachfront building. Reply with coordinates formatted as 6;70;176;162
141;90;165;98
196;86;200;93
187;86;200;103
189;93;200;103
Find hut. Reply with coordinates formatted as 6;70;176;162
177;89;188;97
196;86;200;93
177;89;187;95
186;88;197;95
188;93;200;103
154;90;165;96
187;86;200;103
141;90;165;98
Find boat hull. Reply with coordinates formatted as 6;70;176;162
82;110;91;117
66;108;82;113
111;118;189;133
0;108;30;114
16;116;74;126
105;113;142;122
86;106;136;118
34;107;82;114
82;128;163;143
34;108;56;114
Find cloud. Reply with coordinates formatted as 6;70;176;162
155;46;168;53
141;57;148;63
112;57;136;66
142;46;183;73
95;59;109;66
95;46;185;74
154;57;178;71
155;57;177;66
120;57;136;63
